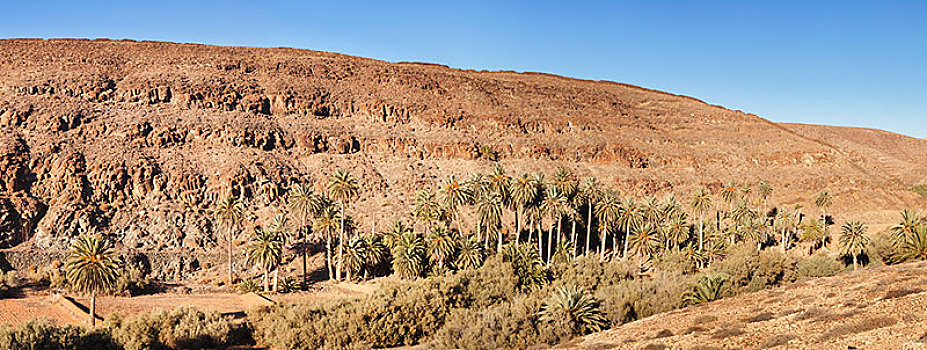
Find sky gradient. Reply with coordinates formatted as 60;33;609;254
2;0;924;137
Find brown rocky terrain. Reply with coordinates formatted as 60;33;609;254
573;261;927;349
0;38;924;253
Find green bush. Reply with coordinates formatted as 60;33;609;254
433;296;565;349
710;243;797;293
0;320;118;350
107;307;233;350
796;254;843;278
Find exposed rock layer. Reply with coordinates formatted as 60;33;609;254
0;39;923;250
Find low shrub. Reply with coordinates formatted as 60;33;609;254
796;253;843;279
819;316;897;341
0;320;118;350
107;307;233;350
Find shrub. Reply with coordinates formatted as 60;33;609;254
819;316;897;341
107;307;233;350
912;184;927;199
237;279;261;293
597;271;690;325
0;320;118;350
796;253;842;278
433;296;565;349
711;244;796;293
684;274;729;305
114;267;158;296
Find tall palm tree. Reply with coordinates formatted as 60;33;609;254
594;189;621;257
456;234;485;270
775;208;795;252
719;181;739;230
690;187;712;251
247;227;284;292
840;221;870;270
757;181;773;216
815;191;833;248
66;235;120;326
552;167;578;253
438;176;474;235
617;197;643;258
578;176;599;255
287;182;324;284
476;192;505;253
313;203;341;280
510;173;538;245
541;185;567;266
214;195;244;286
412;190;445;233
266;213;290;292
327;169;359;281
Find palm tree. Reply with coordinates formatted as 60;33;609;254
802;218;825;249
476;192;505;253
214;195;244;286
578;176;599;255
438;176;474;235
328;169;359;281
594;189;621;257
455;234;485;270
815;191;833;248
426;225;457;269
891;209;923;240
661;215;690;251
719;181;739;230
540;185;567;266
247;228;284;292
341;235;369;281
757;181;773;216
313;203;341;280
510;173;538;245
391;230;427;279
628;223;661;259
412;190;445;233
690;187;712;251
66;235;120;326
266;213;290;292
617;197;643;258
775;208;795;252
287;183;325;284
893;225;927;262
539;285;608;336
840;221;870;270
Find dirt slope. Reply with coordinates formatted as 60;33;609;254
0;39;923;252
574;261;927;350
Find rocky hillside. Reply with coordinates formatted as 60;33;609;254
0;38;923;251
573;261;927;349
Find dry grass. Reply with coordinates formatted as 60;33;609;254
744;312;776;323
762;334;797;348
819;316;898;341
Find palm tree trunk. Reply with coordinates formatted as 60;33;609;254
228;227;234;286
337;200;345;281
586;204;592;255
272;268;279;292
622;222;631;259
547;219;556;267
326;234;334;280
852;254;858;270
516;206;522;245
698;212;704;251
571;219;577;256
263;268;270;292
599;222;608;258
497;227;503;253
302;222;309;286
537;220;543;258
821;208;827;248
89;291;96;327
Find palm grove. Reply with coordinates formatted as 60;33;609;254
207;165;921;290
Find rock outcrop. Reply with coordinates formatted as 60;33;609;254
0;39;923;250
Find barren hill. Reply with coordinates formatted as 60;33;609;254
574;261;927;349
0;38;923;251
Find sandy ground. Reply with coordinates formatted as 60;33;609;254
0;281;378;327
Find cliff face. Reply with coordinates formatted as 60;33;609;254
0;39;922;251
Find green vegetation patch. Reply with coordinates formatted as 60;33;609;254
912;184;927;199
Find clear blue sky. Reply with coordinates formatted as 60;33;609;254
2;1;924;137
